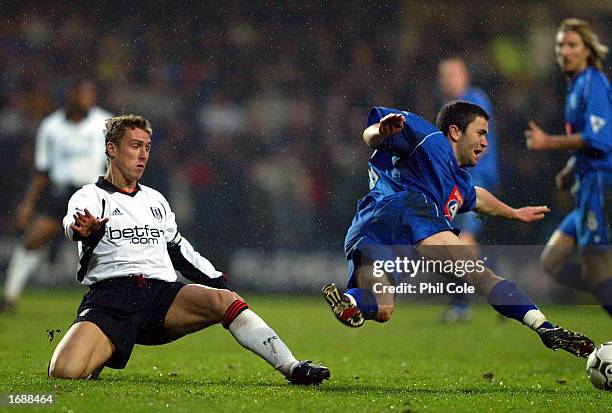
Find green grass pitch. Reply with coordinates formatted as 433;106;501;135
0;290;610;412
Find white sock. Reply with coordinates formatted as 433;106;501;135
4;246;43;301
228;309;299;377
522;309;549;331
343;293;357;306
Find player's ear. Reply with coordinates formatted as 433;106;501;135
448;124;461;142
106;142;116;158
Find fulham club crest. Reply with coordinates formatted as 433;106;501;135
150;207;163;222
444;186;464;221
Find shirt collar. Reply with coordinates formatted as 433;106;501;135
95;177;141;197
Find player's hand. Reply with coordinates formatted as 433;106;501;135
15;201;34;230
525;121;551;151
70;208;109;238
511;206;550;222
555;167;574;190
378;114;406;137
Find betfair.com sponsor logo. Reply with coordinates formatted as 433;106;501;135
107;226;165;245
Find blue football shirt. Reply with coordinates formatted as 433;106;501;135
565;66;612;177
366;106;477;222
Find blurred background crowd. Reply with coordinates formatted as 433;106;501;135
0;0;610;272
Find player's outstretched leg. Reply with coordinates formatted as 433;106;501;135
164;285;330;385
420;231;595;358
223;300;330;385
487;279;594;357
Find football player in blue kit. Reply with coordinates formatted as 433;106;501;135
525;18;611;316
437;56;500;321
323;101;595;358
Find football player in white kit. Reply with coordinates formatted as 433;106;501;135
47;115;329;385
2;79;111;310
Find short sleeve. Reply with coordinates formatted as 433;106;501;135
367;107;441;156
63;186;104;240
34;118;52;173
582;72;611;155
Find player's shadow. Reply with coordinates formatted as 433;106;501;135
278;383;587;396
99;375;587;396
104;373;290;389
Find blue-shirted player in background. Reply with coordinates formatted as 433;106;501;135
323;101;595;357
437;56;500;322
525;18;611;316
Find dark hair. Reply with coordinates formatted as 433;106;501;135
436;100;489;137
438;55;467;66
62;77;94;104
104;114;153;157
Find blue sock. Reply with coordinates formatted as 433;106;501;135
486;280;552;327
345;288;378;319
592;279;612;317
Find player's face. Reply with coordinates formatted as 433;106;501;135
112;128;151;182
457;116;488;167
555;31;590;76
70;81;97;111
438;59;469;99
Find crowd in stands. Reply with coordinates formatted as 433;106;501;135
1;1;609;266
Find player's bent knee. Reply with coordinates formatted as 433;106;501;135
216;289;242;309
48;357;90;379
228;290;243;302
539;250;560;277
200;288;245;323
463;268;502;296
375;305;394;323
47;322;112;380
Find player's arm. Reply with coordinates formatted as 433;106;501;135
524;122;586;151
161;197;229;289
166;233;230;289
474;186;550;222
363;113;406;147
526;74;610;153
555;156;576;190
16;172;49;229
63;190;107;243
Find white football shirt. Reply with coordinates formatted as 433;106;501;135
63;178;222;285
35;107;111;187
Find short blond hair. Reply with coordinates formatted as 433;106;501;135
559;18;609;70
104;115;153;157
